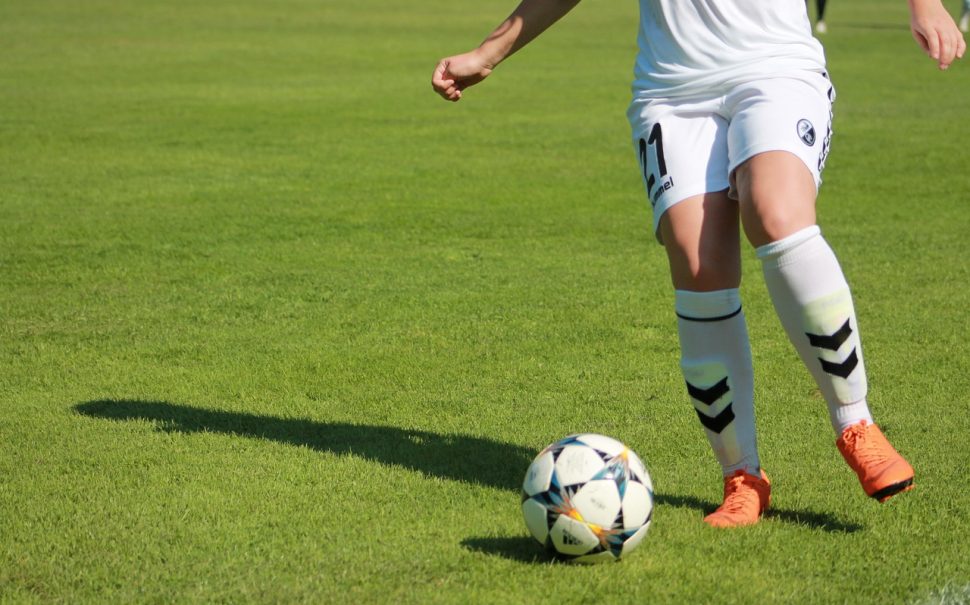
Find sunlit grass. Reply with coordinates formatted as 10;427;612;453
1;0;968;602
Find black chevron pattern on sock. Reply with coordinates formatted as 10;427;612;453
695;404;735;434
806;319;852;351
685;377;729;405
819;348;859;378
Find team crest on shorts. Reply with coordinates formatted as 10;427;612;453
797;119;816;146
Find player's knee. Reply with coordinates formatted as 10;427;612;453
739;183;816;246
744;204;813;247
735;154;818;247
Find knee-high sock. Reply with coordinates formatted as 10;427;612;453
676;289;759;476
757;226;873;434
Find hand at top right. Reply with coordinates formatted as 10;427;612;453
909;0;967;69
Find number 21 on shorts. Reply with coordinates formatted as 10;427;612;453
638;123;674;208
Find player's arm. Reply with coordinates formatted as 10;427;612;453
431;0;581;102
908;0;966;69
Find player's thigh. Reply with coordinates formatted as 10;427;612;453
726;74;833;246
658;191;741;292
628;98;731;241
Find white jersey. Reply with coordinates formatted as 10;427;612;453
633;0;827;98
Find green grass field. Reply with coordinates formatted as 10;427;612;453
2;0;970;602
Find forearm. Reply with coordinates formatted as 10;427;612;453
476;0;581;68
907;0;951;17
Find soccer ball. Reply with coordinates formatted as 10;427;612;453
521;433;654;563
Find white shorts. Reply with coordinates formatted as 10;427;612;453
627;72;835;239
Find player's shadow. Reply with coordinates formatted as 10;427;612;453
462;494;861;562
74;399;532;492
76;399;862;538
463;494;861;561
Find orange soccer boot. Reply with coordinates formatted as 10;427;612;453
837;420;914;502
704;469;771;528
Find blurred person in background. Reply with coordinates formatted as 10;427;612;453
812;0;829;33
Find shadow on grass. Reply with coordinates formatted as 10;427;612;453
463;493;861;562
74;399;532;492
655;493;863;533
76;399;863;535
461;536;557;564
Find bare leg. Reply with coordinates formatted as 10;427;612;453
659;191;741;291
661;193;760;478
661;192;770;525
736;150;871;430
734;150;816;247
735;150;913;502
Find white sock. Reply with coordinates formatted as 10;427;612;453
757;226;873;434
676;289;759;476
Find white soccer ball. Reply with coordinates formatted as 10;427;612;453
521;433;654;563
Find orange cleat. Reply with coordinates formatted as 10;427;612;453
837;420;914;503
704;469;771;528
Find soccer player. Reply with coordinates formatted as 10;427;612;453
961;0;970;32
431;1;965;527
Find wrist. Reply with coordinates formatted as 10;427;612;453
473;44;503;70
907;0;940;12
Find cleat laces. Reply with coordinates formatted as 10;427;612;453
840;422;892;467
720;472;762;514
704;469;770;527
